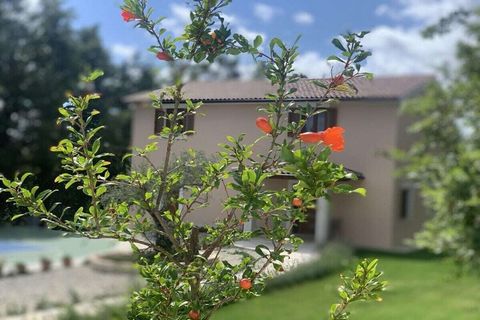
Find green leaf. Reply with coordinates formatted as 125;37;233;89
332;38;346;52
354;51;372;63
327;55;345;63
255;244;270;257
269;37;285;52
281;145;295;163
253;35;263;48
58;108;70;117
11;213;26;221
81;69;104;82
352;188;367;196
96;186;107;197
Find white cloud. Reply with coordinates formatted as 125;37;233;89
222;13;238;25
363;26;468;75
364;0;476;76
24;0;41;12
237;26;265;43
163;3;191;36
254;3;278;23
111;44;137;62
293;12;315;25
375;0;474;25
294;52;332;78
224;13;265;44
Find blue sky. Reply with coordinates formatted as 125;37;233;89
52;0;478;78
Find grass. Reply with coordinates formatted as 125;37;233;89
56;250;480;320
213;251;480;320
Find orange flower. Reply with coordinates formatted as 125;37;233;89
256;117;273;134
121;10;137;22
299;127;345;152
239;278;252;290
156;51;173;61
292;197;303;207
299;131;322;143
188;310;200;320
331;74;345;87
320;126;345;152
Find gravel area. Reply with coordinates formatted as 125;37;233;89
0;239;318;318
0;266;140;317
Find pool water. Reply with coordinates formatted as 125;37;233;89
0;242;40;253
0;226;117;267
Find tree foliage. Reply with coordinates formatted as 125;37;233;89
396;7;480;271
0;0;158;220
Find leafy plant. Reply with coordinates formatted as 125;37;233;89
394;8;480;272
329;259;387;320
0;1;382;319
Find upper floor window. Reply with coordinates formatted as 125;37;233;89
399;187;415;219
288;108;337;136
154;108;195;135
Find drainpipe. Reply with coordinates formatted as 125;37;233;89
315;197;330;245
243;219;253;232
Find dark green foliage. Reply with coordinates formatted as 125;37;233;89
0;0;157;222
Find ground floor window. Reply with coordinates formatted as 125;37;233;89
399;187;415;219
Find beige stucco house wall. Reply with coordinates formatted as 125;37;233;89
127;76;433;250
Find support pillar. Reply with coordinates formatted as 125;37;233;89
315;197;330;245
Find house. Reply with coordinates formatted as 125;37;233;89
125;75;433;250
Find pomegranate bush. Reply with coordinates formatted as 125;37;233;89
1;0;385;319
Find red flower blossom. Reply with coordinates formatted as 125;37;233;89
320;126;345;152
298;127;345;152
331;74;345;87
292;197;303;207
299;131;323;143
121;9;137;22
156;51;173;61
256;117;273;134
239;278;252;290
188;310;200;320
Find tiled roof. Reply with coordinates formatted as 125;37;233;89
124;75;434;104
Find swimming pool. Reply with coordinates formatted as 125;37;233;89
0;242;40;253
0;226;117;267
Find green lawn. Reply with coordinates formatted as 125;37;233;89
213;251;480;320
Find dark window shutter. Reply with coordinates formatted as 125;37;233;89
184;113;195;134
327;108;338;128
154;109;165;134
288;112;302;137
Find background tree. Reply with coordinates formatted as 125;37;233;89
396;7;480;271
0;0;158;220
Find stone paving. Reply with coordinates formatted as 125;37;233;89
0;238;319;319
0;266;139;318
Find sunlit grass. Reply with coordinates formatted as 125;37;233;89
214;251;480;320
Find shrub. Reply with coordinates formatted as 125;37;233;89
0;1;385;319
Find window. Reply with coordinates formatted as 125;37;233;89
154;108;195;135
288;108;337;136
399;187;415;219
